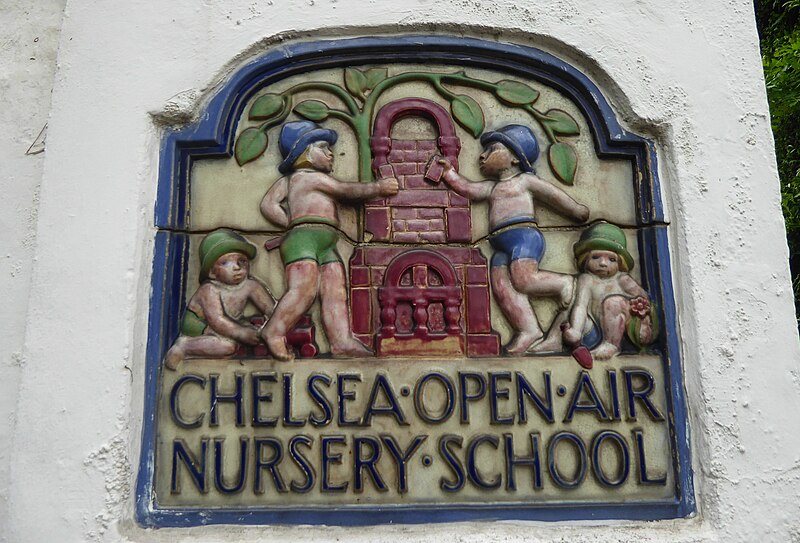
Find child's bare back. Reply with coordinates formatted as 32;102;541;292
262;168;398;229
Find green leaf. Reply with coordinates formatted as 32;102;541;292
547;142;578;185
649;303;660;343
541;109;580;136
450;95;485;138
495;80;540;105
344;68;368;99
294;100;330;122
235;128;268;166
626;304;660;351
249;93;285;120
364;67;388;90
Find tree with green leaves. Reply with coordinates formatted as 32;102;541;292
234;68;582;186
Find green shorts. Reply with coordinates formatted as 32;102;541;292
280;224;341;265
180;309;207;337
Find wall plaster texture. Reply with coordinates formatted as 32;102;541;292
2;0;799;541
0;1;66;538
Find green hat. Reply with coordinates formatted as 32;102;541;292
573;222;634;271
199;229;257;280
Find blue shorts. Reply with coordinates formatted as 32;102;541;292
582;322;602;349
489;226;546;267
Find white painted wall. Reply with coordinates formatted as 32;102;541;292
3;0;799;541
0;1;65;538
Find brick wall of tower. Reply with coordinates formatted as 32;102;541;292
364;139;471;244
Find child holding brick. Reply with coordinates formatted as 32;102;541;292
438;124;590;355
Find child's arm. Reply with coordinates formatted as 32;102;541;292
619;274;649;298
527;175;590;222
247;279;277;318
198;286;260;345
439;159;493;201
565;274;592;346
261;177;290;228
317;175;399;201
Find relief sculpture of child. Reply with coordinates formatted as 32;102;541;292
532;222;656;361
164;229;277;370
260;121;399;360
438;124;590;355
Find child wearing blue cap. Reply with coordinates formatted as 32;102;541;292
439;124;590;355
260;121;399;360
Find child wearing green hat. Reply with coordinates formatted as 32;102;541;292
532;222;655;360
164;229;276;370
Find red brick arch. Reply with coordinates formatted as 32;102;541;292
370;98;461;173
378;249;463;342
383;249;459;287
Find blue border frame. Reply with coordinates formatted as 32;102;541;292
137;35;693;527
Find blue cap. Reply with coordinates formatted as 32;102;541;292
479;124;539;173
278;121;338;174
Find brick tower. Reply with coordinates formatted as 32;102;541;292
349;98;500;357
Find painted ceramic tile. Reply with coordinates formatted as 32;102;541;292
138;37;692;527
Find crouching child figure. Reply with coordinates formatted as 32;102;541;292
164;229;276;370
533;222;657;361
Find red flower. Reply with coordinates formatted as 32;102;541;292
629;296;650;318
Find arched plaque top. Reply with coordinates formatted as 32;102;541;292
155;36;663;230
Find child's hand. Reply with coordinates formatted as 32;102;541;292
437;158;458;185
377;177;400;196
241;326;261;346
561;322;581;346
576;204;590;223
438;157;454;173
629;296;651;318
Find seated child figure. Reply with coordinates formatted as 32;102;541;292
439;124;590;354
534;222;655;360
164;229;276;370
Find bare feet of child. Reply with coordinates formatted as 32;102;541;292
330;338;373;358
527;334;561;353
267;336;295;361
528;312;569;353
164;338;187;370
506;331;543;356
591;341;620;360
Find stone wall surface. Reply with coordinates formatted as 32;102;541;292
3;0;800;541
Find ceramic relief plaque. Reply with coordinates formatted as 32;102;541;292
137;36;693;526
